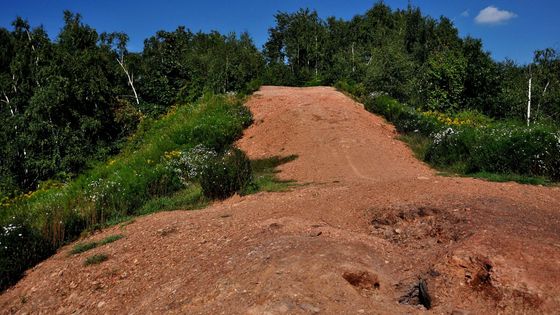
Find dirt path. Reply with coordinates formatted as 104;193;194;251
2;86;560;314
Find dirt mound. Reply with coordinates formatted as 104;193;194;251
2;86;560;314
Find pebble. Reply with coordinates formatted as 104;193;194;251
300;303;320;313
308;231;322;237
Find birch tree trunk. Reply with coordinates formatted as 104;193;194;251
535;80;550;119
351;42;355;73
117;57;140;105
527;77;532;126
315;35;318;78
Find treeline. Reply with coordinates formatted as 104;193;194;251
261;4;560;122
2;3;560;197
0;11;263;197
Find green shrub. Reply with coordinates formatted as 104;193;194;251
335;80;366;99
365;95;442;135
426;124;560;180
305;76;324;87
200;147;253;199
242;78;263;95
454;110;494;127
424;127;475;171
0;215;56;290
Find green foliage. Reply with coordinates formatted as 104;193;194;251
398;134;432;160
70;242;98;255
0;13;135;196
84;253;108;266
422;49;467;111
263;9;326;85
69;234;123;255
334;80;366;99
468;172;551;186
365;96;442;135
426;124;560;180
0;12;265;199
0;94;252;290
363;42;416;100
200;147;253;199
139;29;264;107
137;185;206;215
0;215;55;291
263;3;560;127
242;78;263;96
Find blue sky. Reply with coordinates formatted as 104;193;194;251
1;1;559;64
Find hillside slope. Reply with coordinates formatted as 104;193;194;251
2;86;560;314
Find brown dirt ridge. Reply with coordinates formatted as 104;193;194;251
2;86;560;314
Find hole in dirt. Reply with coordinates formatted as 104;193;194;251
370;206;470;246
453;255;543;309
399;279;432;310
268;223;282;230
467;257;504;302
342;271;380;292
472;259;493;289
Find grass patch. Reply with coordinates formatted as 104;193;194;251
70;242;98;255
436;170;553;186
398;134;431;160
137;185;207;215
84;253;108;266
119;219;136;228
98;234;124;245
244;155;298;194
468;172;552;186
70;234;124;255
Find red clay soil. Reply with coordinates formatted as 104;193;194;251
2;86;560;314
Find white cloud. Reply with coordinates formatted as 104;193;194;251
475;6;517;24
461;10;470;17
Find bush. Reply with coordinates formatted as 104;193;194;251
200;147;252;199
242;78;263;95
365;95;442;135
426;124;560;180
0;215;56;290
304;75;324;87
335;80;366;99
